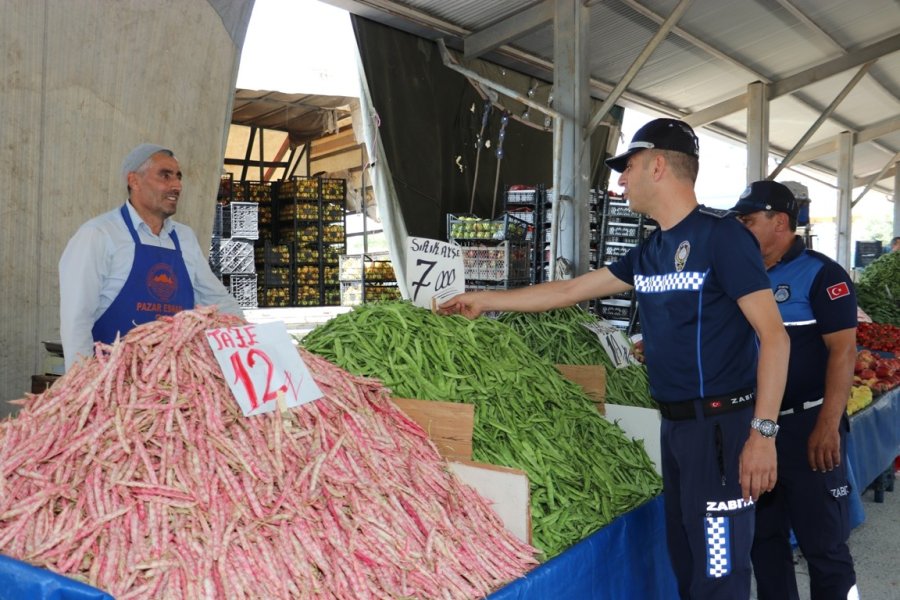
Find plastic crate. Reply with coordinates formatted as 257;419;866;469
259;286;291;307
341;281;362;306
598;301;633;321
606;201;639;218
213;203;259;239
278;176;319;200
448;213;529;242
216;239;255;275
321;178;346;201
506;188;538;205
340;253;393;281
322;201;345;222
294;265;320;284
296;246;320;264
464;279;530;292
461;241;531;282
255;242;292;266
264;267;291;286
278;201;319;222
295;285;320;306
606;222;640;237
226;274;258;309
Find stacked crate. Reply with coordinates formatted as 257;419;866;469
592;190;656;333
538;188;601;283
503;185;545;284
273;176;347;307
338;253;401;306
447;213;531;291
210;178;260;309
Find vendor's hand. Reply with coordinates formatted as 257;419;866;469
807;419;841;472
437;293;484;320
631;340;645;364
739;432;777;502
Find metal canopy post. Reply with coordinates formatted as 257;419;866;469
836;131;855;270
553;0;590;277
746;82;769;183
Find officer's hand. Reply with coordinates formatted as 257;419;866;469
808;420;841;472
739;432;777;502
437;293;484;320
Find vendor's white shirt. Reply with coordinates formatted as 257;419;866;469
59;201;243;370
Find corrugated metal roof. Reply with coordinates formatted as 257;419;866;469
323;0;900;195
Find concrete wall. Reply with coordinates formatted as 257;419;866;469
0;0;253;411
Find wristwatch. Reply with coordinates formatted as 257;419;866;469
750;417;779;438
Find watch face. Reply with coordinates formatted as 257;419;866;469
754;418;778;437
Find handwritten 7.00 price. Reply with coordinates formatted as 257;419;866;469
409;259;457;302
207;326;303;411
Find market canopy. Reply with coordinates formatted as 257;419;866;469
231;89;355;144
322;0;900;198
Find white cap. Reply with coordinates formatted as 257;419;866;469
121;143;174;189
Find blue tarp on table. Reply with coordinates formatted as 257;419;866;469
0;555;112;600
847;386;900;506
489;494;677;600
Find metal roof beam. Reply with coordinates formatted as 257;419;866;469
787;115;900;166
464;0;553;59
853;151;900;206
585;0;693;139
768;62;873;180
685;32;900;128
772;32;900;97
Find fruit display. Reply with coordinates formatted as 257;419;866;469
856;322;900;355
321;178;346;200
278;176;319;200
448;214;528;242
294;264;320;284
259;285;290;307
255;242;291;266
364;260;395;281
323;223;345;243
853;348;900;395
278;202;318;221
847;385;874;416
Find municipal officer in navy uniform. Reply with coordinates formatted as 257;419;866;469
60;144;243;370
731;180;859;600
439;118;790;599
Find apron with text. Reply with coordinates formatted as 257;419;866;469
91;204;195;344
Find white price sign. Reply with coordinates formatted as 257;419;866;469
582;320;641;368
205;322;323;416
405;237;466;309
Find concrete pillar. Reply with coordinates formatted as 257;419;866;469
746;81;770;183
836;131;854;269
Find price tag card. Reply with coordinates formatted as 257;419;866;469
581;320;641;369
405;237;466;309
206;322;323;416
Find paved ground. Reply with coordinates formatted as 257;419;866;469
751;475;899;600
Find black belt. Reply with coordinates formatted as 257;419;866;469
657;390;755;421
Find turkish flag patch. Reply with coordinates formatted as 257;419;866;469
826;282;850;301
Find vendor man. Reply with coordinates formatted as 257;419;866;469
59;144;243;370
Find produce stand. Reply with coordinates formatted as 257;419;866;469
0;555;112;600
488;494;677;600
846;385;900;509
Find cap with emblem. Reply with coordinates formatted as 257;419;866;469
120;143;174;190
605;118;700;173
729;180;798;218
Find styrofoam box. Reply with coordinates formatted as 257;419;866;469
603;404;662;476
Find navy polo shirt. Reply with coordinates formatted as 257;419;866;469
608;206;771;403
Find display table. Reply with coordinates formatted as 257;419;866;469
489;495;677;599
847;386;900;510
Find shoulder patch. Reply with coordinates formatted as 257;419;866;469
698;206;734;219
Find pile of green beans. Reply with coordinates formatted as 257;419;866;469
302;301;661;558
497;307;657;409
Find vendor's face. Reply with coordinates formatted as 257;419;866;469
129;153;182;222
737;211;778;251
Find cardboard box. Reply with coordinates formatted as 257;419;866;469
392;397;474;461
449;460;531;544
603;404;662;476
555;364;606;414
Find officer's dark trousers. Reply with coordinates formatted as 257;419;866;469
751;408;856;600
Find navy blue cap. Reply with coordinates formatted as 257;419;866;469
730;180;798;219
606;118;700;173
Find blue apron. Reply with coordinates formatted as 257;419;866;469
91;204;195;344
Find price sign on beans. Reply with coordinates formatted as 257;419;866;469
206;322;322;416
405;237;465;309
